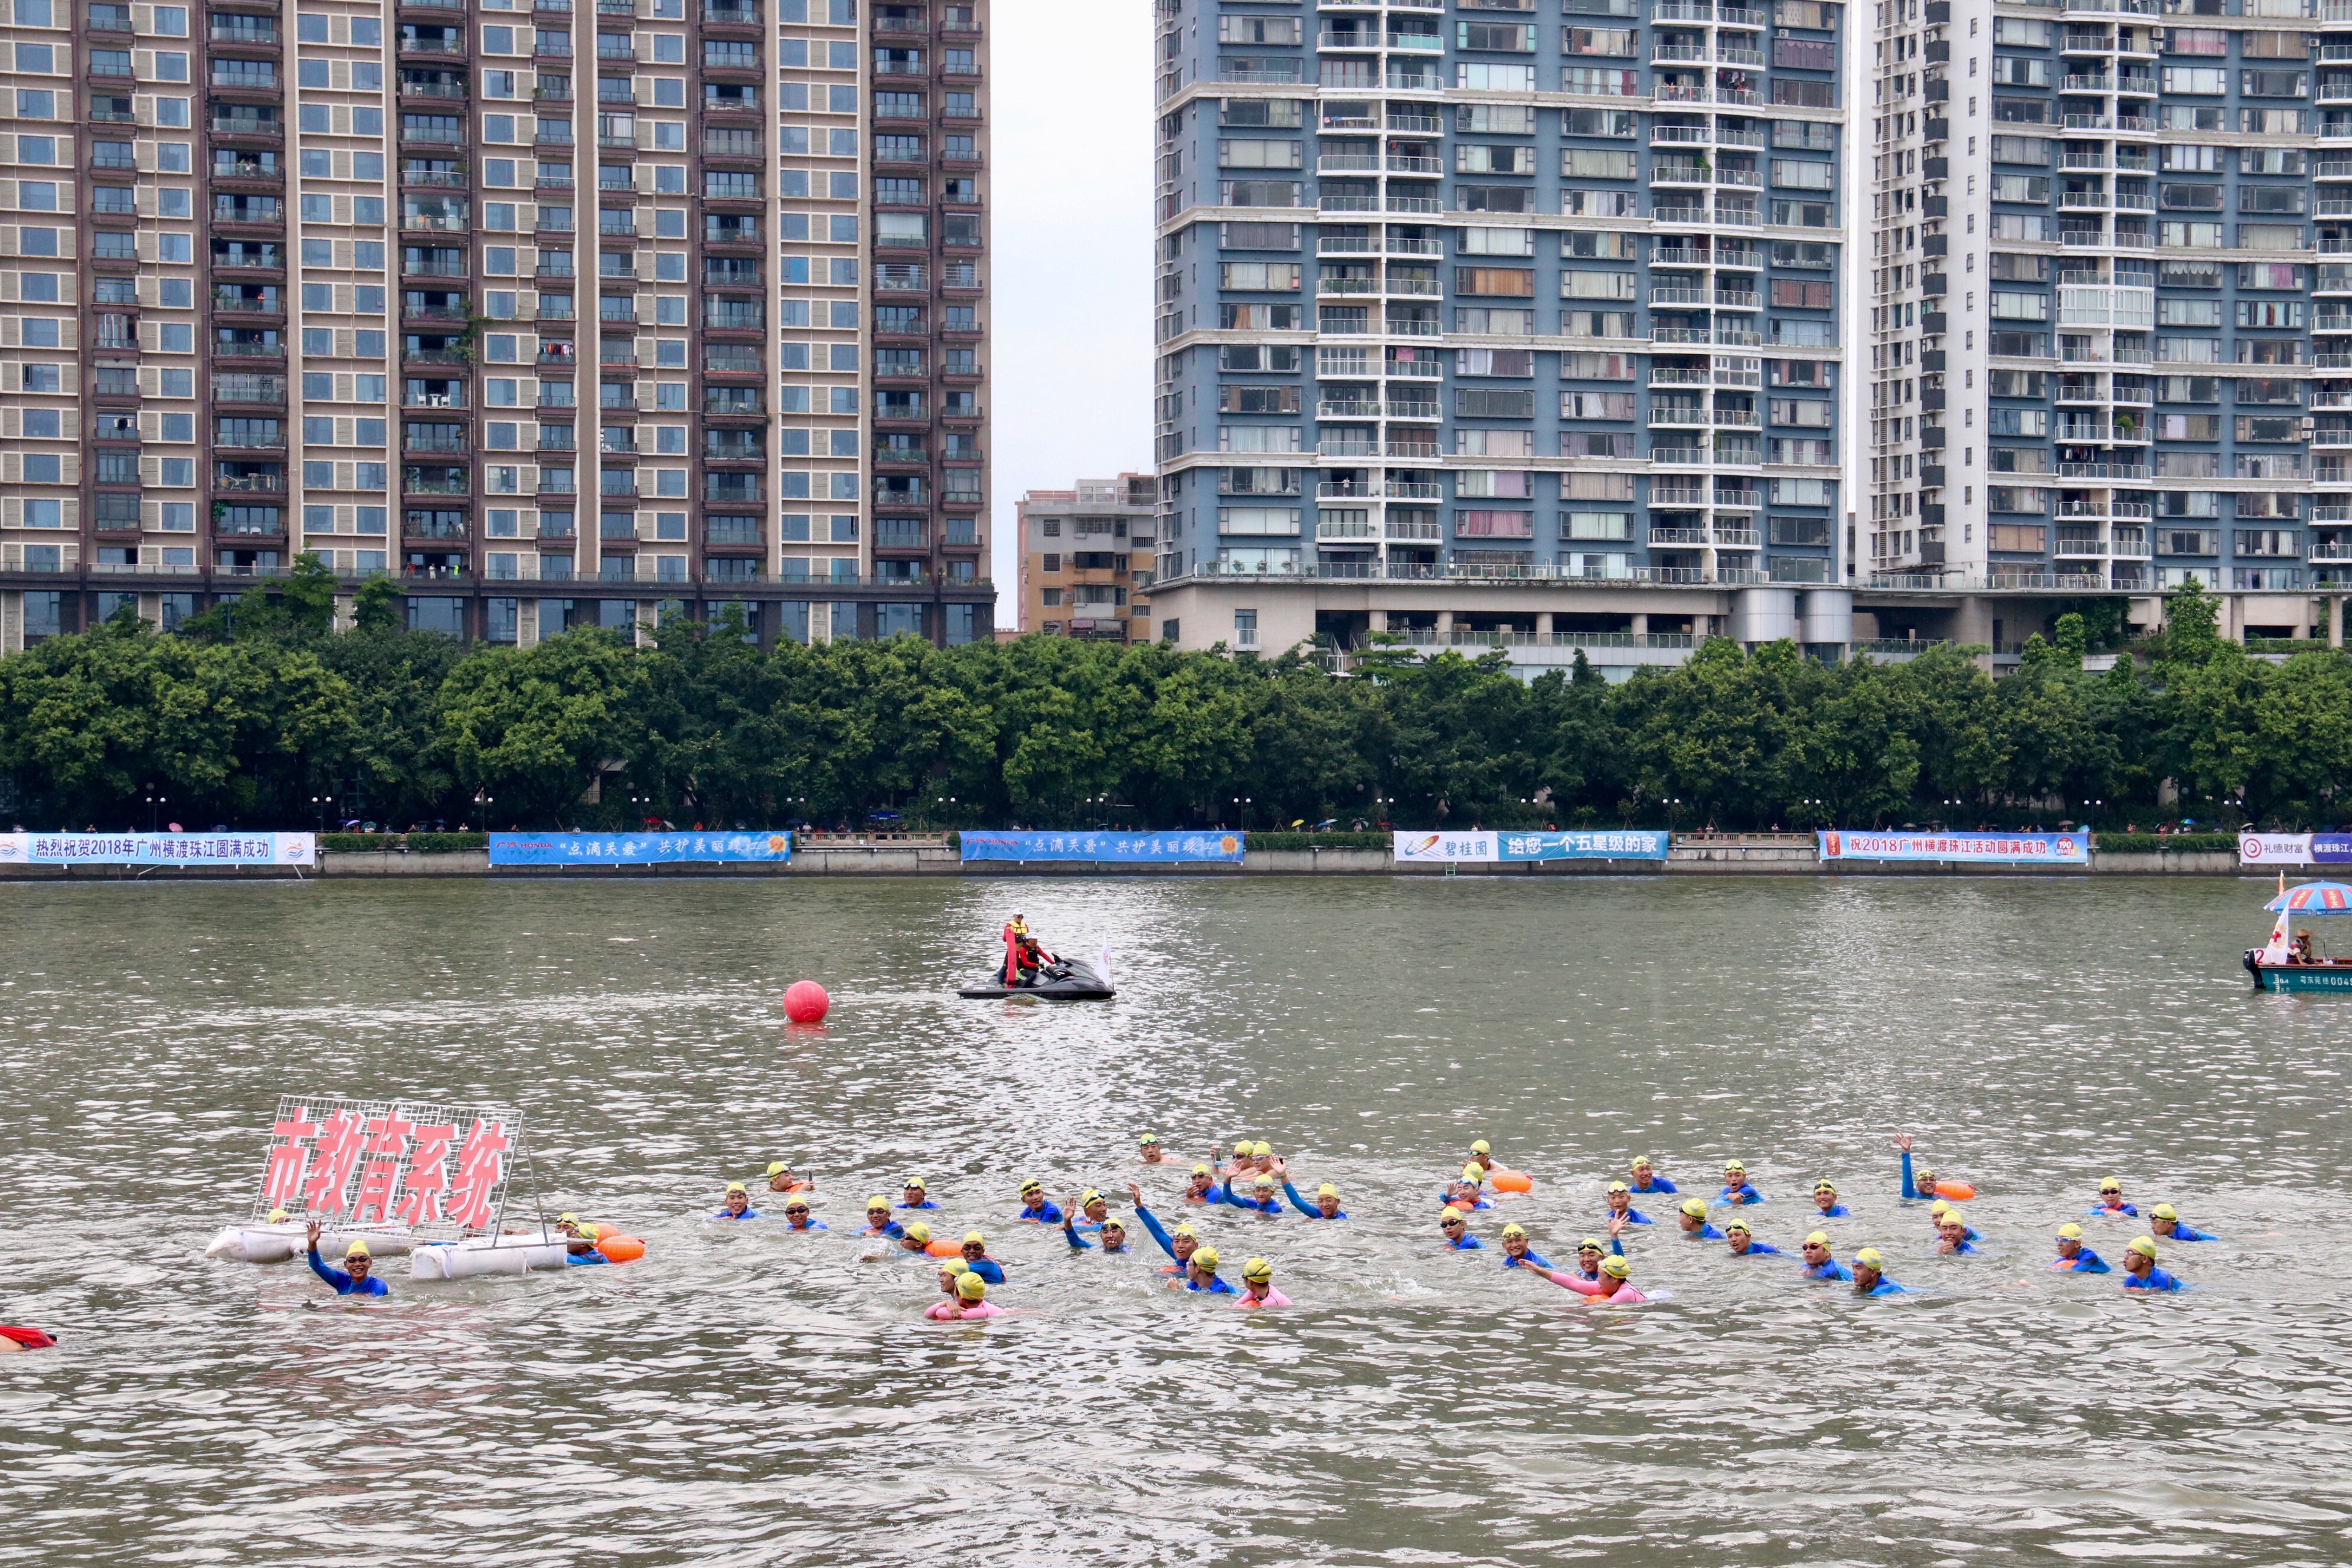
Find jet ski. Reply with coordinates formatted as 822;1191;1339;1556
959;955;1115;1001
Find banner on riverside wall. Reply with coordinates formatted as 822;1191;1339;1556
251;1094;522;1238
0;831;315;867
489;831;792;865
2240;834;2352;866
1393;831;1498;863
1500;830;1671;862
959;830;1244;863
1818;829;2090;867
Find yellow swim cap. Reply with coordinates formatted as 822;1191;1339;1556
1461;1164;1484;1182
1139;1133;1160;1144
1193;1163;1213;1177
2126;1236;2158;1259
1804;1230;1830;1247
345;1240;371;1258
905;1176;927;1191
1020;1179;1043;1194
1578;1236;1604;1251
942;1258;969;1276
726;1181;747;1193
1938;1208;1967;1226
1929;1199;1949;1216
1501;1223;1527;1239
1080;1190;1103;1207
2057;1223;2085;1240
558;1212;579;1224
1813;1180;1837;1193
267;1208;290;1224
1317;1184;1339;1198
1607;1181;1631;1194
1631;1155;1653;1168
1471;1139;1492;1155
1252;1142;1272;1158
766;1162;787;1177
905;1223;932;1243
2099;1178;2123;1194
1680;1198;1709;1218
963;1231;985;1247
1724;1217;1751;1234
1600;1255;1631;1279
1440;1207;1467;1223
1103;1217;1126;1231
1854;1247;1884;1269
1172;1223;1197;1239
1194;1246;1220;1270
1234;1141;1252;1155
1724;1159;1747;1172
956;1273;988;1301
2150;1204;2178;1221
1243;1257;1272;1281
1253;1175;1277;1190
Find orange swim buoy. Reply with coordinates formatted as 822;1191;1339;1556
596;1236;646;1263
1935;1181;1977;1202
926;1238;963;1257
1489;1170;1535;1194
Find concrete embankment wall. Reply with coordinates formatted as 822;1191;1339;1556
0;846;2252;879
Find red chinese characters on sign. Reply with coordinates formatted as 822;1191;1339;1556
263;1108;319;1211
446;1118;513;1230
349;1110;416;1224
302;1109;369;1215
396;1122;458;1226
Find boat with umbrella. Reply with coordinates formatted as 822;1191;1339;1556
2244;877;2352;992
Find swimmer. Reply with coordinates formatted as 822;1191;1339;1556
1236;1257;1292;1308
896;1222;937;1256
1604;1182;1655;1226
782;1198;828;1231
1129;1182;1200;1275
1892;1133;1941;1203
1724;1217;1782;1256
1569;1221;1631;1281
1850;1247;1910;1296
926;1258;972;1318
1497;1223;1554;1270
714;1182;760;1220
1926;1200;1981;1243
1282;1179;1349;1220
1063;1210;1130;1253
1439;1208;1484;1250
1467;1139;1497;1178
1183;1164;1230;1206
1138;1133;1168;1165
1016;1180;1064;1224
898;1178;939;1211
2050;1223;2109;1274
1531;1252;1645;1304
1809;1180;1850;1218
1440;1167;1494;1211
1716;1159;1763;1206
1227;1172;1286;1216
2089;1178;2138;1219
1677;1198;1725;1240
2149;1204;2216;1242
562;1233;607;1265
2120;1236;2184;1292
1935;1210;1980;1256
1220;1141;1256;1180
554;1213;597;1241
942;1272;1007;1319
1250;1141;1277;1176
860;1197;906;1240
305;1223;388;1297
959;1231;1006;1284
1070;1188;1112;1232
1798;1231;1851;1281
1628;1156;1677;1195
765;1162;811;1194
1186;1246;1236;1295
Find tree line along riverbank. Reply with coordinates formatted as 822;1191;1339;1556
0;586;2345;836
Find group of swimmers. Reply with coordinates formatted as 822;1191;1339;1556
688;1133;2214;1318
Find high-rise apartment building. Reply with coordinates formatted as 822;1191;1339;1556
1015;473;1158;639
1147;0;2352;669
0;0;991;652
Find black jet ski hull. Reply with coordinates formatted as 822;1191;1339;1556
958;959;1115;1001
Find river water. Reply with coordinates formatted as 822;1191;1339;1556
2;874;2347;1566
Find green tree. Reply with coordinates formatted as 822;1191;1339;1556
436;631;647;825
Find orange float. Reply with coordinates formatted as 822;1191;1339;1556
1935;1181;1977;1202
596;1236;646;1263
1489;1170;1535;1194
926;1238;963;1257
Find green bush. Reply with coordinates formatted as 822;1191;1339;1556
2094;832;2239;854
1244;832;1393;852
405;831;488;854
321;833;402;852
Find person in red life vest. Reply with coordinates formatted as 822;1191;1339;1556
1000;913;1055;985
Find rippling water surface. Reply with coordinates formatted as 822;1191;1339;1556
3;874;2349;1566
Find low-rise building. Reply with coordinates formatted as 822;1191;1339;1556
1015;475;1158;641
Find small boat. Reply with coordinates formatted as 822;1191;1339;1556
2244;877;2352;992
410;1227;573;1279
205;1221;417;1265
959;955;1116;1001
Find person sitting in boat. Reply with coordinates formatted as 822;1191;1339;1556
2291;930;2316;964
1008;934;1051;986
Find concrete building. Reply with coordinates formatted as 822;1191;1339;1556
1145;0;2352;675
0;0;992;650
1014;473;1158;639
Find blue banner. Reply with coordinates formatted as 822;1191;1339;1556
1498;829;1671;862
1818;829;2089;867
959;830;1245;863
489;831;792;865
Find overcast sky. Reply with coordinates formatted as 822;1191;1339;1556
986;1;1157;592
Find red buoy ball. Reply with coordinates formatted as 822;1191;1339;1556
783;981;831;1024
